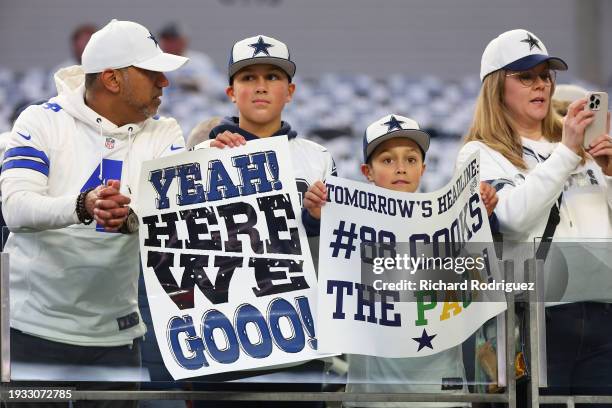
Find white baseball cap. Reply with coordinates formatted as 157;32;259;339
228;35;296;82
82;19;189;74
480;29;567;81
363;114;430;163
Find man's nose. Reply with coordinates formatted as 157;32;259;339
157;72;169;88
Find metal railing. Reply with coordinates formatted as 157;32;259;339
0;256;518;405
4;239;612;406
527;255;612;407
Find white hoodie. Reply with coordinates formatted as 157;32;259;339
457;139;612;303
0;66;185;346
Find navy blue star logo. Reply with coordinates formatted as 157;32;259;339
521;33;541;51
412;329;437;351
148;31;159;48
249;36;273;57
383;115;405;132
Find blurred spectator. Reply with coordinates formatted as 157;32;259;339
48;23;97;92
186;116;222;149
552;84;588;116
68;23;98;65
158;22;222;94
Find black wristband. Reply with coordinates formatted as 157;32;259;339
76;188;95;225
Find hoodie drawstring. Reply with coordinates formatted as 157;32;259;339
96;118;103;184
126;127;134;195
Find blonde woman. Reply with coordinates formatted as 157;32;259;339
457;29;612;406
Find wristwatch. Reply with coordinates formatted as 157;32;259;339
119;208;139;234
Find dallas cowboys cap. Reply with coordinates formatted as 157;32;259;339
82;19;189;74
228;35;296;82
480;29;567;81
363;114;431;163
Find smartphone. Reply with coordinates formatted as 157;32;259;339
583;91;609;148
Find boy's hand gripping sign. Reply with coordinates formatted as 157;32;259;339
317;153;507;357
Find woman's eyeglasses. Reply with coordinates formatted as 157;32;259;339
505;70;556;87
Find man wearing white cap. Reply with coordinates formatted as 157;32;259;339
1;19;188;407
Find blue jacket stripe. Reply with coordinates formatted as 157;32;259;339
5;147;50;166
2;159;49;176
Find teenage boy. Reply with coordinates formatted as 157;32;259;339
304;114;498;408
196;34;336;236
193;34;336;408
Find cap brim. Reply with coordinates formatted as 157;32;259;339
228;57;296;80
364;129;431;162
133;52;189;72
504;54;568;72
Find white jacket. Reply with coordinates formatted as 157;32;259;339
0;66;185;346
457;138;612;302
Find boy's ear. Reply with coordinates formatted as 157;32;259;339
360;164;374;182
421;163;426;177
226;86;236;103
286;83;296;103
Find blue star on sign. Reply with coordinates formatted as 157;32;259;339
249;36;273;57
520;33;542;51
148;32;159;48
383;115;405;132
412;329;437;351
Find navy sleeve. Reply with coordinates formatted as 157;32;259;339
489;212;500;235
301;208;321;237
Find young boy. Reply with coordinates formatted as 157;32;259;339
304;114;498;408
196;34;336;236
193;34;336;408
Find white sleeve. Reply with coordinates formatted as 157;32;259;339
193;139;214;150
323;150;338;180
0;107;79;231
156;119;186;158
457;141;580;235
605;175;612;209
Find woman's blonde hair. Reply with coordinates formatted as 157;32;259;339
464;69;581;170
